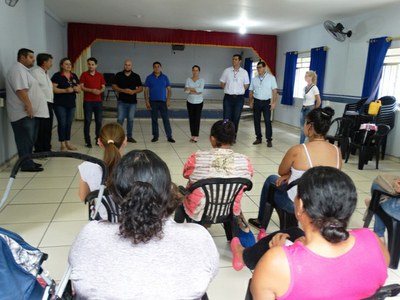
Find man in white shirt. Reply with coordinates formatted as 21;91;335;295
6;48;48;172
31;53;54;153
249;61;278;147
219;54;250;137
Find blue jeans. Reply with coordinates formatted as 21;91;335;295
150;101;172;138
299;105;314;144
84;101;103;143
253;99;272;141
257;175;294;223
223;94;244;133
53;105;76;142
11;117;38;169
372;183;400;237
117;101;136;138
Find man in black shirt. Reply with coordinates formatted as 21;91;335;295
112;59;143;143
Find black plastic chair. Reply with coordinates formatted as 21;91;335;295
174;177;253;241
363;188;400;269
326;117;355;158
245;278;400;300
376;96;397;160
261;179;299;231
343;97;368;116
103;73;118;101
345;124;391;170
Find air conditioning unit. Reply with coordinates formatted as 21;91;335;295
172;44;185;51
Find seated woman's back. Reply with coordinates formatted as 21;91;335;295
69;220;218;299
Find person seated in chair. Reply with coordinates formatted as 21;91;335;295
69;150;219;299
233;167;389;299
248;107;341;230
175;119;253;225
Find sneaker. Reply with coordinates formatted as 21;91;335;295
168;137;176;143
151;137;159;142
85;143;93;148
257;228;267;241
267;140;273;148
21;166;44;172
127;137;137;143
252;139;262;145
248;218;262;229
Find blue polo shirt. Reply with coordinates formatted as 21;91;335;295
145;72;170;101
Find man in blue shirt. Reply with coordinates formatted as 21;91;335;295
144;61;175;143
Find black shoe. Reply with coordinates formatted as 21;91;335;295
127;137;137;143
34;163;42;168
85;143;93;148
248;218;262;229
267;141;273;148
151;137;159;142
168;137;176;143
21;166;44;172
253;139;262;145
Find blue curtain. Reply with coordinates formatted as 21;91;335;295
244;58;252;98
281;51;298;105
310;47;327;98
361;37;391;102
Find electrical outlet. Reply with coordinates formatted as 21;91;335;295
0;97;4;108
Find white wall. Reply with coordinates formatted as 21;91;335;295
0;0;67;166
274;2;400;158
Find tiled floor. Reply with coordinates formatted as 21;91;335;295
1;118;399;299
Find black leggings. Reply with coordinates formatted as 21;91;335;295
243;227;305;270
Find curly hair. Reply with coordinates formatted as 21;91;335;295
210;120;236;147
297;166;357;244
109;150;172;244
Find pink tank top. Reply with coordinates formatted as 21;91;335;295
278;228;387;300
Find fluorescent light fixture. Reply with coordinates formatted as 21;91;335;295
239;25;247;35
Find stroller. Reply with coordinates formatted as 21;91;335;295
0;152;107;300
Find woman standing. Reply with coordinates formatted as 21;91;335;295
299;70;321;144
184;65;205;142
52;57;81;151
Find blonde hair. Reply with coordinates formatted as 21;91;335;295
306;70;318;85
99;123;125;186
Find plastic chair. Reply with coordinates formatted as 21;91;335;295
244;278;400;300
343;97;368;116
363;188;400;269
345;124;391;170
85;189;120;223
174;177;252;241
326;117;355;157
103;73;118;101
376;96;397;160
261;179;299;231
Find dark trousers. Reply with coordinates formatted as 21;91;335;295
11;116;39;169
150;101;172;138
223;94;244;133
243;227;304;270
53;105;76;142
186;101;203;137
35;102;53;152
253;98;272;141
83;101;102;144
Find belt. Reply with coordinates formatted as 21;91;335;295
225;94;244;98
302;105;314;109
254;98;271;101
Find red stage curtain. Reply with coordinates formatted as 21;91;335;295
68;23;277;74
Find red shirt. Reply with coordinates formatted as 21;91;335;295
80;71;105;102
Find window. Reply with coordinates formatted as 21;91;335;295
251;61;258;78
293;55;310;98
378;48;400;103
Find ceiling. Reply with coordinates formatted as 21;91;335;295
44;0;399;35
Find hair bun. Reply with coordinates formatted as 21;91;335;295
321;107;334;118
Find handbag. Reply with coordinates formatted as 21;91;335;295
373;173;400;197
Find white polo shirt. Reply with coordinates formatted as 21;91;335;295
219;67;249;95
249;73;278;100
31;66;54;103
6;62;49;122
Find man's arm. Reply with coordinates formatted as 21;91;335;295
144;87;150;110
15;89;33;117
270;89;278;110
166;86;172;107
249;90;254;109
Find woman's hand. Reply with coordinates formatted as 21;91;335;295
275;175;289;187
269;233;290;248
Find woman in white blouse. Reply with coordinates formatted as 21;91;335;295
185;65;205;142
299;70;321;144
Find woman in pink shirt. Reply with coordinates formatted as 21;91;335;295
234;167;389;300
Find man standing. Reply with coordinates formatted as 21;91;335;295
6;48;48;172
31;53;54;153
80;57;106;148
112;59;143;143
219;54;250;135
144;61;175;143
249;61;278;148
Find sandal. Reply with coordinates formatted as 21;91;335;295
248;218;262;229
230;237;244;271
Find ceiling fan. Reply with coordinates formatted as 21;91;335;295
324;20;352;42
